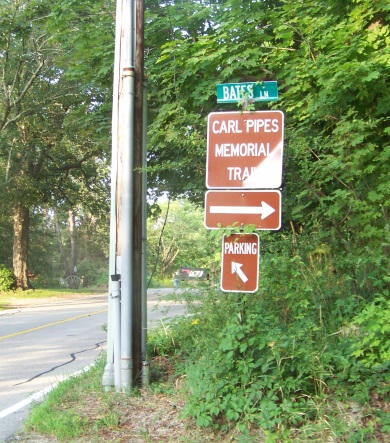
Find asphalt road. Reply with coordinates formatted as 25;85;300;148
0;289;186;442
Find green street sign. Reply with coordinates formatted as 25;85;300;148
216;81;278;103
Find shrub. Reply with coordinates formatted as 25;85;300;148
340;292;390;399
181;235;359;433
78;259;107;287
351;292;390;371
0;265;14;292
182;294;336;432
33;275;64;289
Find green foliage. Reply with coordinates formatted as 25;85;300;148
0;0;112;288
144;8;390;427
351;293;390;373
147;199;218;279
147;285;237;366
95;270;109;288
164;234;388;440
148;318;192;359
77;258;107;287
147;276;174;289
182;241;340;428
0;265;14;292
145;0;390;309
1;0;389;437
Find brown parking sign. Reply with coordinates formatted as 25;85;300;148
221;233;260;293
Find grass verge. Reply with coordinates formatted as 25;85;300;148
11;351;390;443
6;288;390;442
12;353;226;443
0;287;107;310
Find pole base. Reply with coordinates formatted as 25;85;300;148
142;361;150;388
102;362;114;391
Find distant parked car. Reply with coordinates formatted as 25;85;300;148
177;267;209;281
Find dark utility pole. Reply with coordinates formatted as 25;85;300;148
132;0;145;386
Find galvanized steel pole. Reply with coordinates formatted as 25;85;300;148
141;77;149;387
104;0;143;391
102;0;124;391
119;0;136;391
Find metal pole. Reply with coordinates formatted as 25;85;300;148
119;0;135;391
132;0;145;387
120;65;135;391
132;0;137;65
110;274;122;391
102;0;123;391
141;77;149;388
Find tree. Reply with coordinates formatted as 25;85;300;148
0;0;113;288
145;0;222;204
147;199;213;280
145;0;390;297
0;0;60;287
270;0;390;298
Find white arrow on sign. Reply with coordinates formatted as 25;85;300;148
210;201;275;220
231;262;248;283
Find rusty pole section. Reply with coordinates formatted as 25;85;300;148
132;0;145;387
133;0;146;384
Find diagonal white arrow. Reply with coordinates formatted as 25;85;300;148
210;201;275;220
231;261;248;283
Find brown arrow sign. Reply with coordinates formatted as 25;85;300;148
204;190;281;230
221;233;260;293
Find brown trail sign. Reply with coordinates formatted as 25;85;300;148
206;111;284;189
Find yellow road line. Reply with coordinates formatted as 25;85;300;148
0;309;107;341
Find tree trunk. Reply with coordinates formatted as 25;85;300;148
13;202;30;289
69;209;77;275
54;210;69;277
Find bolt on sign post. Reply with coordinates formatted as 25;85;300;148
221;233;260;293
206;111;284;189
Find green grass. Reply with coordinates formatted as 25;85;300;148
24;356;108;441
0;287;107;310
147;277;175;288
21;351;230;442
22;353;190;442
